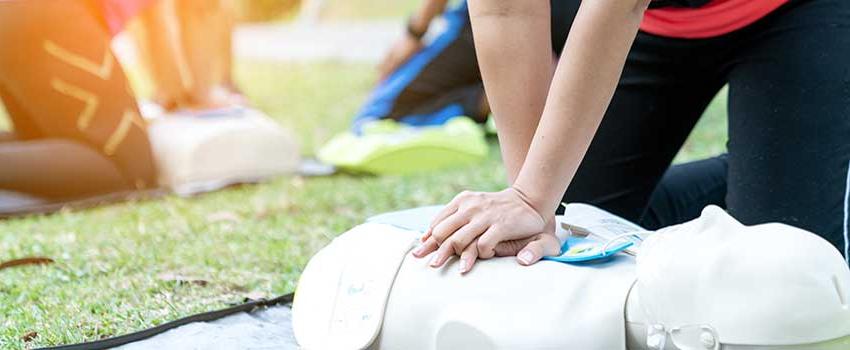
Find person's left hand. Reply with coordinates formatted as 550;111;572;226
411;188;562;273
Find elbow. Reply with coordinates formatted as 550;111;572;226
580;0;650;24
468;0;549;20
633;0;652;16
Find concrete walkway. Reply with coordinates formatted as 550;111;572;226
234;20;401;63
114;19;446;65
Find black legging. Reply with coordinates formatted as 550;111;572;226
0;0;157;200
555;0;850;258
0;133;135;200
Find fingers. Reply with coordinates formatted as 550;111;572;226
476;226;500;260
459;238;479;274
411;237;439;258
429;212;469;245
493;237;534;257
428;241;454;268
427;222;487;269
516;234;562;266
424;202;459;242
414;213;467;258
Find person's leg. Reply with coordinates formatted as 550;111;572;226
0;0;157;190
396;84;488;126
0;85;40;139
724;0;850;258
559;28;728;222
354;2;483;130
640;155;729;229
0;139;131;199
0;131;16;143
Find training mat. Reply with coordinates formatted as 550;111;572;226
113;306;297;350
108;207;441;350
0;158;333;219
0;191;47;211
38;206;443;350
0;189;168;219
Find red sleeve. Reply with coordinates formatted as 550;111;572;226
641;0;789;39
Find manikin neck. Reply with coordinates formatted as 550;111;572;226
624;287;850;350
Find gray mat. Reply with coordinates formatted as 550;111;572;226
109;206;442;350
114;306;296;350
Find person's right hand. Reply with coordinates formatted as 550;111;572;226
377;34;423;82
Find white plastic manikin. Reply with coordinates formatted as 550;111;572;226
292;205;850;350
146;108;300;195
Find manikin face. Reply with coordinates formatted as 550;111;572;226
636;206;850;349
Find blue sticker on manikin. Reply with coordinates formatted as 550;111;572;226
543;236;634;264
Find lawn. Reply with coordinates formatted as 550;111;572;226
0;61;503;349
0;1;730;343
0;59;727;349
320;0;421;20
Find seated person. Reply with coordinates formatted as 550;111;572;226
0;0;158;208
353;0;581;132
293;205;850;349
317;0;583;175
0;0;299;212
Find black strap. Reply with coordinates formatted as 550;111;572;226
649;0;712;8
37;293;294;350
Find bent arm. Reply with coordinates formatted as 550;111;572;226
468;0;553;184
472;0;651;215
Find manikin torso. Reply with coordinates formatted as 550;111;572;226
293;206;850;350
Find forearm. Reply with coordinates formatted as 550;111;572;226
468;0;553;183
513;0;651;215
409;0;450;33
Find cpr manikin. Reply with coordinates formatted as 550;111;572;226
292;206;850;349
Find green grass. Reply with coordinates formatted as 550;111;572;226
0;60;728;349
320;0;421;20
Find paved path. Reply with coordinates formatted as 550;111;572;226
235;20;401;63
115;19;448;65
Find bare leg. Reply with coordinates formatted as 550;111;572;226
0;0;157;191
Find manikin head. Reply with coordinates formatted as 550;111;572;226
635;205;850;350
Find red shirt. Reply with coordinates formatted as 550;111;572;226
641;0;789;39
100;0;155;35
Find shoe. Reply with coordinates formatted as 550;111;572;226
318;116;487;175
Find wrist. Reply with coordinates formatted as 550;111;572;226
509;184;548;224
511;178;558;218
406;15;428;40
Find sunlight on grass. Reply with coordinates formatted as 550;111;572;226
0;61;505;349
0;63;728;349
